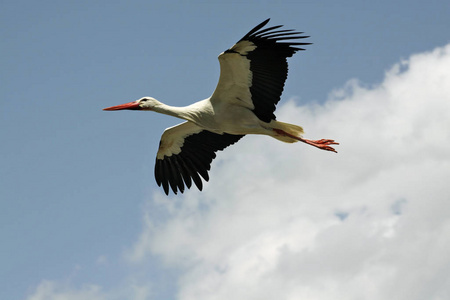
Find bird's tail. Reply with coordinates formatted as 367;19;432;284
269;120;304;143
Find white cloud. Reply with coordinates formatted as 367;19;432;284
26;280;106;300
129;44;450;300
25;279;152;300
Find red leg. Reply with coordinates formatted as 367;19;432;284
273;129;339;153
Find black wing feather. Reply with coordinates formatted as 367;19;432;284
242;18;271;37
155;130;244;195
237;19;311;122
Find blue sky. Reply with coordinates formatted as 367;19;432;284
2;1;450;300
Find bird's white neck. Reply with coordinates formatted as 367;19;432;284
149;98;214;128
152;102;193;121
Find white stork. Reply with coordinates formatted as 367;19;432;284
104;19;339;195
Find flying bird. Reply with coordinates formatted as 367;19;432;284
104;18;338;195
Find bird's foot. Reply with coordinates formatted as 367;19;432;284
302;139;339;153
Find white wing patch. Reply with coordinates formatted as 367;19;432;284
211;41;259;109
156;122;203;159
230;40;257;55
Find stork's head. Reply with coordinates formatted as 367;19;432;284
103;97;160;111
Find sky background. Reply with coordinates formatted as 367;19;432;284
2;1;450;299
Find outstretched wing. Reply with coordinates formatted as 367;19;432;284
155;122;244;195
211;18;311;122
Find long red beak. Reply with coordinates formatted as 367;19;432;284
103;101;141;111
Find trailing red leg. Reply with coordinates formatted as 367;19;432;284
273;129;339;153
